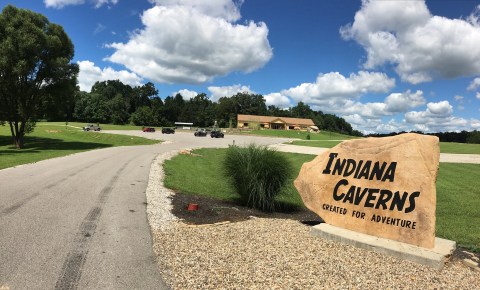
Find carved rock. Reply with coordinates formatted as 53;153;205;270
294;133;439;248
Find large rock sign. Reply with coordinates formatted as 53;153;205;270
294;133;439;248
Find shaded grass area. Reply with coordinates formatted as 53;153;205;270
38;121;144;131
235;129;358;141
291;140;480;154
0;124;158;170
164;148;480;251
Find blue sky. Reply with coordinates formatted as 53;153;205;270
4;0;480;133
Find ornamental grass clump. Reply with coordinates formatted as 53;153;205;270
223;144;293;212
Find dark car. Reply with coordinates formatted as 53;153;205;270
210;130;224;138
194;128;207;137
161;127;175;134
142;127;155;132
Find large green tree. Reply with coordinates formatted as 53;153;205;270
0;5;78;148
181;93;216;127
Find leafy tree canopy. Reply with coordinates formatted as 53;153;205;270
0;5;78;148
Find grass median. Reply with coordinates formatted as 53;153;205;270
290;140;480;154
235;129;357;140
0;124;159;170
164;148;480;251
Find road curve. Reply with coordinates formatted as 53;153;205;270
0;131;291;290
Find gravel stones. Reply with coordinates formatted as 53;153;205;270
146;152;480;289
152;219;479;289
146;151;179;231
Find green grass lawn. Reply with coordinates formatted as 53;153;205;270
0;124;159;170
164;148;480;251
234;129;358;141
439;142;480;154
164;148;313;208
291;140;480;154
436;163;480;251
290;140;342;148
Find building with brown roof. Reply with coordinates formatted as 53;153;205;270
237;114;318;131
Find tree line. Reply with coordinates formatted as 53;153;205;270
47;79;362;136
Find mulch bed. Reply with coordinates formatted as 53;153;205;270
171;192;322;225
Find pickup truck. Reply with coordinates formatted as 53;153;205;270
83;124;101;131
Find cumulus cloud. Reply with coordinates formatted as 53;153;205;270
148;0;242;22
78;60;143;92
472;119;480;129
93;0;118;8
282;71;395;105
477;92;480;100
208;84;254;102
468;77;480;91
341;0;480;83
427;101;453;116
342;115;407;135
106;1;272;84
384;90;425;113
264;93;291;109
44;0;117;8
173;89;198;100
299;90;423;123
403;101;469;131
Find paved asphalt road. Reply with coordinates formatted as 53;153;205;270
0;131;291;290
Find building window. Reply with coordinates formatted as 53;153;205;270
243;123;249;127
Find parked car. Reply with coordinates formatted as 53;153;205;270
161;127;175;134
194;128;208;137
83;124;101;131
142;127;155;132
210;130;224;138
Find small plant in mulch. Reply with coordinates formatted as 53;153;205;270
223;144;293;212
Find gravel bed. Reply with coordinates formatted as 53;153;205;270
146;151;179;231
146;152;480;290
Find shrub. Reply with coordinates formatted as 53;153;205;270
223;144;293;212
306;133;311;140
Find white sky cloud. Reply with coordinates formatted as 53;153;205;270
472;119;480;129
282;71;395;105
208;84;254;102
468;77;480;91
94;23;106;35
44;0;117;8
477;92;480;100
341;0;480;84
106;1;272;84
148;0;243;22
403;101;470;132
384;90;425;113
263;93;291;109
173;89;198;100
78;60;143;92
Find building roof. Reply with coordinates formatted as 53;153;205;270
237;114;315;126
